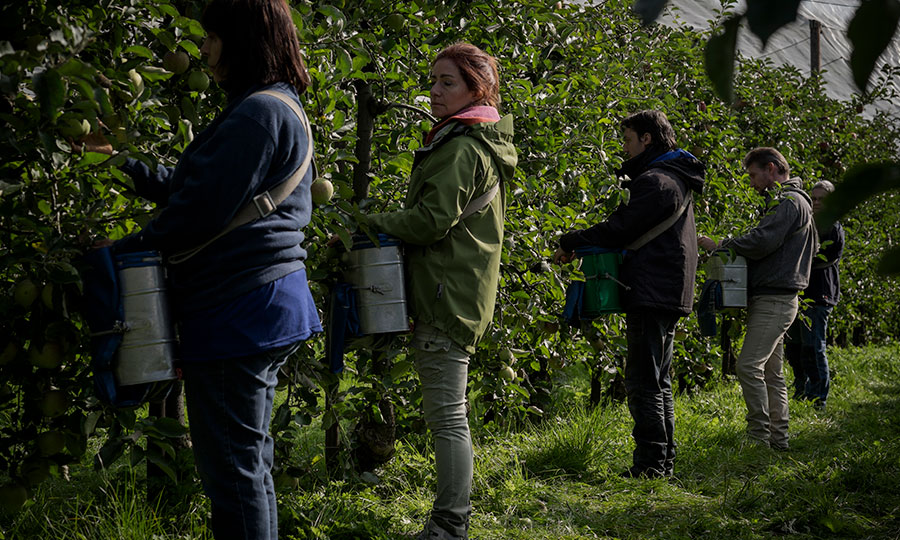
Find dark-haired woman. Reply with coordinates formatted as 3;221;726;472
366;42;517;540
110;1;321;538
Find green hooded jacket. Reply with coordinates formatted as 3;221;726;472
367;115;517;353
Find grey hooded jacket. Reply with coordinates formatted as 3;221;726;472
721;177;818;295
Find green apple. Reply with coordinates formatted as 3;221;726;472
40;389;69;417
41;283;54;310
21;457;51;486
59;117;91;138
0;483;28;513
0;341;17;366
188;71;210;92
163;50;190;74
13;278;39;308
500;347;515;364
127;69;144;95
29;342;62;369
385;13;405;31
499;365;516;381
310;179;334;205
36;430;66;456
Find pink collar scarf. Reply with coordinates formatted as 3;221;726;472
425;105;500;145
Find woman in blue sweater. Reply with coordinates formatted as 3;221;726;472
110;1;321;538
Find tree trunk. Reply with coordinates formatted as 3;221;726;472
352;79;376;201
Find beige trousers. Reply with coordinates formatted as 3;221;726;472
736;294;798;448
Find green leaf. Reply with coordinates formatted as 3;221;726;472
745;0;802;48
124;45;154;59
144;450;178;483
819;162;900;228
95;437;128;470
33;68;65;119
150;416;188;438
179;40;200;57
848;0;900;92
704;15;742;104
632;0;668;25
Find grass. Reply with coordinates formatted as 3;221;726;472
2;344;900;539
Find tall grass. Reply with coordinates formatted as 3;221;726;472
3;344;899;539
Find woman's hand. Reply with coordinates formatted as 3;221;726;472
697;236;718;251
72;132;114;155
553;247;576;264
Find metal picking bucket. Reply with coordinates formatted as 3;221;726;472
343;234;409;334
114;251;178;386
705;250;747;308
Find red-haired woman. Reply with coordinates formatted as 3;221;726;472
366;42;518;539
109;1;320;538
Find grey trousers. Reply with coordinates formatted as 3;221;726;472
737;294;798;448
411;323;472;538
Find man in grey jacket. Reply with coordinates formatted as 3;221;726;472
699;147;817;450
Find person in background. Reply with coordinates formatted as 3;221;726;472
97;0;321;537
554;110;706;479
361;42;517;540
785;180;844;409
699;147;817;451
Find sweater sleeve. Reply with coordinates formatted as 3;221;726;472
559;173;677;252
115;111;277;254
120;158;175;206
723;196;801;260
367;138;481;246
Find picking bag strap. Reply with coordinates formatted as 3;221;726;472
626;192;692;251
459;181;500;221
169;90;314;265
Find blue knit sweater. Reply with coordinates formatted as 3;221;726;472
114;82;314;314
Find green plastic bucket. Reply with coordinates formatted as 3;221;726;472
579;249;624;317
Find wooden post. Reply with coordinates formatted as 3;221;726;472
810;19;822;74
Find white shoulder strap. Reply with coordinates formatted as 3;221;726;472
169;90;314;265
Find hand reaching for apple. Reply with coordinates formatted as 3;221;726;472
553;247;576;264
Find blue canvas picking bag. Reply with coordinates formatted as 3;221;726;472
80;247;174;407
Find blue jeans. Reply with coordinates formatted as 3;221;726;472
786;305;832;404
181;344;296;540
624;310;679;475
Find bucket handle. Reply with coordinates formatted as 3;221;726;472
90;320;131;337
584;272;632;291
353;284;394;295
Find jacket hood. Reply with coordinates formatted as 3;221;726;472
464;115;518;183
619;146;705;194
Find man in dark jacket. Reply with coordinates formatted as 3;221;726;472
785;180;844;409
699;147;818;451
554;110;706;478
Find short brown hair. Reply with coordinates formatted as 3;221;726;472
621;110;676;151
743;147;790;176
434;42;500;108
202;0;311;96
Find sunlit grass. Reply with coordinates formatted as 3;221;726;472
3;344;898;539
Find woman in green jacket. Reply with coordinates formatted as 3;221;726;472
367;42;517;540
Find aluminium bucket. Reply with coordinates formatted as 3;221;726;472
114;251;178;386
343;234;409;334
705;250;747;308
577;247;625;317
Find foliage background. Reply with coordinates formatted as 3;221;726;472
1;0;899;514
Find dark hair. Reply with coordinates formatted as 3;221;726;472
201;0;310;96
743;147;790;176
434;42;500;108
620;110;676;151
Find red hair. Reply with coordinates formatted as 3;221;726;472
434;42;500;108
